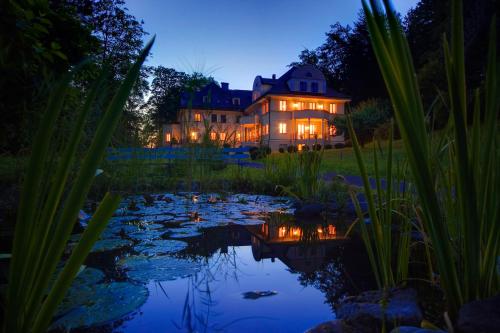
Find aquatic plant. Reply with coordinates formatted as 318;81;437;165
2;38;154;333
347;120;413;289
363;0;499;319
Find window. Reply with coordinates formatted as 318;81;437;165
220;115;227;123
279;122;287;134
190;131;198;141
300;102;305;110
203;95;210;103
219;132;226;141
236;132;241;141
309;102;315;110
317;104;324;110
211;114;217;122
236;116;241;124
329;103;337;114
210;131;216;140
232;97;240;105
299;81;307;92
311;82;319;93
309;124;316;135
279;100;287;111
165;132;171;143
194;113;201;122
263;101;269;114
262;124;269;135
297;124;305;135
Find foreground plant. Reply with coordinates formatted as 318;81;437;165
3;38;154;333
363;0;498;319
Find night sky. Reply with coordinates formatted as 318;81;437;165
126;0;419;89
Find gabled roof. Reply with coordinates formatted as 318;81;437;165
255;66;350;102
180;82;252;111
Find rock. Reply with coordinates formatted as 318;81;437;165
390;327;445;333
336;288;422;332
457;294;500;333
294;203;326;217
306;319;354;333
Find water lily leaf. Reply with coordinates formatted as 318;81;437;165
133;239;187;256
118;255;200;282
51;282;148;330
91;238;133;253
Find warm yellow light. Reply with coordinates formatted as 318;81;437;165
190;131;198;140
317;228;323;233
279;227;287;238
317;104;324;110
328;225;336;235
292;228;301;236
293;102;300;109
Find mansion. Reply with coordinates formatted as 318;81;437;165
162;64;350;150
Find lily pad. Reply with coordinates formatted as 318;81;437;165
118;255;200;282
165;227;202;239
51;282;148;330
133;239;187;256
91;239;133;253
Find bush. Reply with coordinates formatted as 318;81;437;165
302;145;310;152
278;147;285;153
287;145;298;153
334;143;346;149
324;144;333;150
249;146;270;160
312;143;321;151
222;143;231;148
343;140;352;147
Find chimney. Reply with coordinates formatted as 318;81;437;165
221;82;229;90
272;74;276;79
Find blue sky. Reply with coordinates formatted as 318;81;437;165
126;0;419;90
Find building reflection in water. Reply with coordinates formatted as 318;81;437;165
245;215;348;274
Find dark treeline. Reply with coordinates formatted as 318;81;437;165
0;0;150;153
290;0;498;120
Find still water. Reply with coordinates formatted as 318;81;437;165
54;193;372;333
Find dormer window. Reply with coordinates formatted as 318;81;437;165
232;97;240;105
311;82;319;93
203;95;210;103
299;81;307;92
194;113;201;122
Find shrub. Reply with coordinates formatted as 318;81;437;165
343;139;352;147
302;145;310;152
287;145;298;153
278;147;285;153
334;143;345;149
324;144;333;150
222;143;231;148
312;143;321;151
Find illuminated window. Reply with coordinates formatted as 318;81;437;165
299;81;307;92
292;102;300;109
297;124;305;136
310;124;316;135
210;131;216;140
309;102;315;110
279;122;287;134
190;131;198;141
236;132;241;141
262;101;269;114
211;114;217;122
328;225;336;235
194;113;201;122
317;104;324;110
279;100;287;111
329;103;337;114
300;102;305;110
279;227;287;238
262;124;269;135
329;125;337;136
219;132;226;141
311;82;319;93
165;132;171;142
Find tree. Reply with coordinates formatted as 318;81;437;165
333;99;391;147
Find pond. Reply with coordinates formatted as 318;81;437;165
53;193;374;333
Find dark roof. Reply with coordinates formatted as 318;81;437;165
255;66;350;102
180;82;252;111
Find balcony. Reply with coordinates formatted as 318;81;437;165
239;115;256;125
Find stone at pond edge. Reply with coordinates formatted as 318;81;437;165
51;282;148;330
457;294;500;333
305;319;355;333
336;288;422;332
294;203;327;217
390;327;446;333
